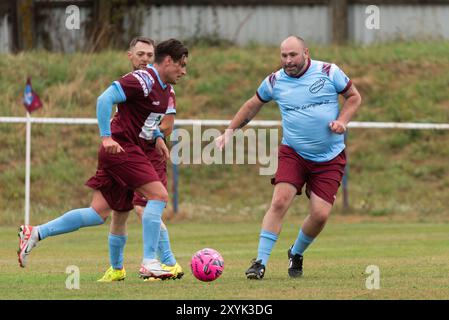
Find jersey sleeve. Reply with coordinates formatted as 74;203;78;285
166;86;176;115
256;74;275;103
117;70;155;100
330;64;352;94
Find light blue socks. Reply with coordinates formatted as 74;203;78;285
38;207;104;240
142;200;166;260
291;229;315;256
109;233;128;270
256;229;279;266
108;225;175;269
158;226;176;266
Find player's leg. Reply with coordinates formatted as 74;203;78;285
134;204;144;222
136;181;173;279
246;144;305;279
246;182;297;279
98;210;129;282
288;151;346;277
300;191;333;238
287;191;333;278
159;222;184;279
152;162;184;280
18;190;110;268
158;221;179;268
144;151;183;278
134;202;183;280
104;145;172;279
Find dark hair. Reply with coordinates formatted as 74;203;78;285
129;36;155;50
154;39;189;64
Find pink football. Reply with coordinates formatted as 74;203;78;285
190;248;224;282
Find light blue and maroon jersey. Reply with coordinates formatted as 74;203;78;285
110;65;176;150
256;59;352;162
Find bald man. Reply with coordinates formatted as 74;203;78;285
216;36;362;279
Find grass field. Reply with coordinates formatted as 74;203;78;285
1;218;449;300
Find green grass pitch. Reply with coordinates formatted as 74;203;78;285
1;220;449;300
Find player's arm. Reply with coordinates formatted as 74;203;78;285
329;83;362;134
96;83;126;154
159;114;175;137
228;94;265;130
160;88;176;138
216;94;265;149
153;115;173;161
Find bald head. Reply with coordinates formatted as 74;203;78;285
281;36;306;50
280;36;309;77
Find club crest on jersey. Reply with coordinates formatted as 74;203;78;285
309;78;326;93
132;70;154;97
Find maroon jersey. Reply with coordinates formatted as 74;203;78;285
111;66;176;150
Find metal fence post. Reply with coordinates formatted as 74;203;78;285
172;125;179;215
342;130;349;212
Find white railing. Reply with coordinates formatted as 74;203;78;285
2;116;449;224
3;117;449;129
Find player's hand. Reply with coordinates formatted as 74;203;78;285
329;120;347;134
102;136;125;154
215;129;234;151
155;137;170;161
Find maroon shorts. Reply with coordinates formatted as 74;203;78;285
132;147;168;207
85;141;162;212
271;144;346;204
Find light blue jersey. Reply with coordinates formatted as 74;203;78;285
257;59;352;162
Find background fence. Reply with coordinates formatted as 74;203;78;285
1;0;449;53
